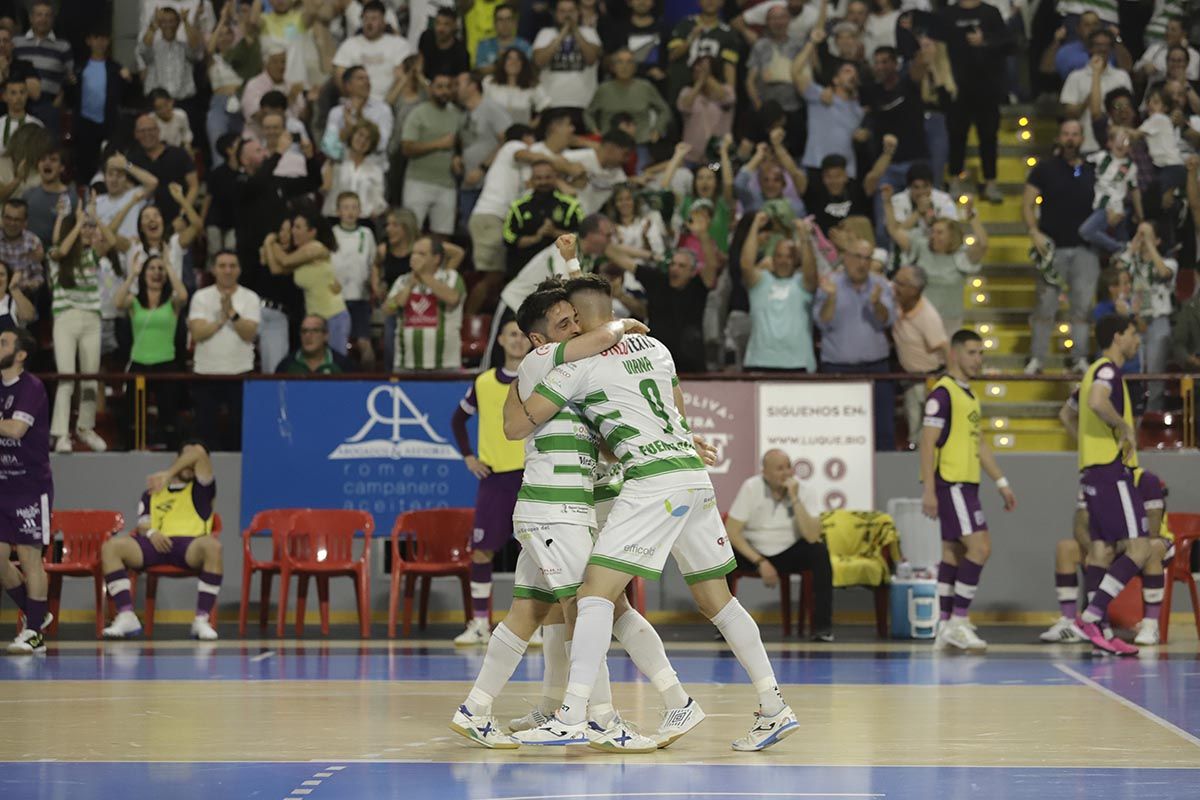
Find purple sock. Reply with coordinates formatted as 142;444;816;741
952;559;985;617
196;572;222;619
470;562;492;621
937;561;957;621
5;583;28;616
1142;573;1165;623
1084;565;1105;607
105;569;134;613
25;596;47;633
1055;572;1078;619
1082;555;1141;623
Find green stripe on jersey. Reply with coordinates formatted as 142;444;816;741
624;455;706;481
553;342;566;366
683;557;737;585
534;434;596;455
517;485;594;504
534;383;567;407
580;390;608;408
552;464;591;475
593;483;622;503
513;585;556;604
588;554;661;580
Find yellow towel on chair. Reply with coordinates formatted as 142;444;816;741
820;510;900;588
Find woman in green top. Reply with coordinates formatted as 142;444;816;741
264;208;350;354
115;253;189;449
48;201;118;452
659;135;735;254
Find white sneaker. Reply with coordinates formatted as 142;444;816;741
453;617;491;646
191;616;218;641
6;629;45;654
77;429;108;452
527;626;543;647
54;436;72;453
102;610;144;639
1024;358;1043;376
511;715;589;746
653;698;706;748
1134;618;1160;646
731;705;799;751
938;617;987;653
586;716;658;754
1039;616;1085;643
449;705;519;749
508;708;550;733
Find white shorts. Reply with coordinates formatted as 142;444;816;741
589;477;735;584
512;521;594;602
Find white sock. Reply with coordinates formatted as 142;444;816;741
538;623;568;715
590;655;616;727
613;608;689;709
464;622;527;715
711;598;784;716
559;596;614;725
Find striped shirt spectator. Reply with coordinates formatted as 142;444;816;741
0;200;46;294
13;3;74;103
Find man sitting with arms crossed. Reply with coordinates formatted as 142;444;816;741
101;442;222;641
726;449;833;642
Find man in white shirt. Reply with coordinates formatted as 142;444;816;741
1135;17;1199;82
531;0;602;118
560;130;635;215
332;0;411;104
890;162;960;237
733;0;823;47
1060;29;1132;154
724;449;834;642
320;66;393;158
187;251;260;451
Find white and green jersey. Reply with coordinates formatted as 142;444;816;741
535;334;710;489
1056;0;1118;24
388;268;466;370
513;341;599;528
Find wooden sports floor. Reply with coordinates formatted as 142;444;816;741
2;634;1199;799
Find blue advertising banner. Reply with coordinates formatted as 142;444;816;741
241;381;478;532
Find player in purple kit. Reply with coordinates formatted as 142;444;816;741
0;328;53;654
1058;314;1147;655
920;330;1017;653
449;318;532;646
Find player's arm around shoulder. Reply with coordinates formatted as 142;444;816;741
561;318;648;362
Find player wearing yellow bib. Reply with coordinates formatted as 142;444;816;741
1057;313;1146;655
920;330;1018;654
100;442;222;640
509;272;797;753
448;319;531;645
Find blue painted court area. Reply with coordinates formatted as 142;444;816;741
1;761;1197;800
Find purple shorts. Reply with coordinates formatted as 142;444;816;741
935;481;987;541
136;535;201;569
1080;463;1147;544
0;493;51;548
472;469;522;551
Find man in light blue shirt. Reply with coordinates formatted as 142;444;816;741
814;237;896;450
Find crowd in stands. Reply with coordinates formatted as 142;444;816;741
0;0;1198;453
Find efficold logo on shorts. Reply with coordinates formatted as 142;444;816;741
664;500;689;517
329;386;460;460
623;544;657;557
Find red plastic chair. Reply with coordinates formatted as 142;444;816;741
237;509;302;636
461;314;493;365
625;577;647;614
1162;512;1200;645
388;509;474;638
276;510;374;638
45;510;125;638
133;514;223;638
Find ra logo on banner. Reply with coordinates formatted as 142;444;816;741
328;385;462;461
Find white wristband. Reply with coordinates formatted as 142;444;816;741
565;257;580;273
996;477;1010;489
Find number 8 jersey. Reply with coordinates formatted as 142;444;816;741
534;334;710;490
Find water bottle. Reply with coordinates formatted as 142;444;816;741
896;560;913;580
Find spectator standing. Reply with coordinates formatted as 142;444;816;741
419;8;471;78
456;71;513;225
320;66;393;160
400;71;464;235
48;205;113;453
467;124;537;312
0;260;34;331
1117;222;1176;411
23;146;75;247
663;136;736;251
667;0;740;100
137;6;205;134
531;0;603;127
74;28;132;187
602;0;670;84
330;192;377;368
95;152;158;250
264;210;351;355
561;129;635;215
735;142;807;217
241;41;307;124
1171;281;1200;371
0;199;45;307
205;2;248;166
725;449;833;642
609;183;669;261
1137;18;1198;83
617;248;717;373
483;47;550;125
0;75;43;158
1076;126;1141;255
794;30;866;179
741;212;818;372
148;89;194;150
585;48;671;170
13;0;74;133
275;314;355;374
745;5;805;153
676;56;736;167
862;47;927;227
805;144;894;237
938;0;1013;203
503;160;584;274
814;237;896;451
889;162;959;238
1023;120;1099;374
128;113;199;226
188;251;260;451
374;207;420;371
1042;12;1124;81
476;4;531;70
332;1;412;104
913;35;956;188
321;119;387;219
114;253;188;449
385;55;428;195
882;186;986;334
384;235;466;371
1060;30;1132;155
891;264;948;442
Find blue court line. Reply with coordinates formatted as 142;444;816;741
2;761;1198;800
